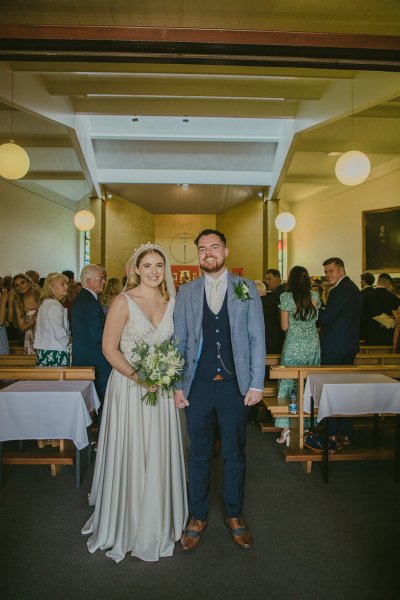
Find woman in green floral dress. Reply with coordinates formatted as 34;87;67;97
275;266;321;445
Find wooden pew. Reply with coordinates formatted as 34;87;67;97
358;345;393;354
0;354;36;366
8;342;25;355
0;366;94;381
0;366;95;481
268;364;400;473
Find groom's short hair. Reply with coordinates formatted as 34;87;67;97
195;229;227;246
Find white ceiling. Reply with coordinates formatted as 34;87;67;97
0;1;399;213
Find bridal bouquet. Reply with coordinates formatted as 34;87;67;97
130;339;185;406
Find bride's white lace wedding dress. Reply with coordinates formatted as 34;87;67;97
82;293;188;562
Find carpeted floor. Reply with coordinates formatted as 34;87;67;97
1;423;399;600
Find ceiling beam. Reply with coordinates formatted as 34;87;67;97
0;26;399;70
97;168;271;186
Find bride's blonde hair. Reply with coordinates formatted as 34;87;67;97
125;248;170;302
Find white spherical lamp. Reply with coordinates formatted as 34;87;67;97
335;150;371;186
275;212;296;232
0;141;30;179
74;210;95;231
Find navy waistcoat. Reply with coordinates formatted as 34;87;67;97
196;289;236;380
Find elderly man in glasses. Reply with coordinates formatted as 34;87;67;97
71;264;112;412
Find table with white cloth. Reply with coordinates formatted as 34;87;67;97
0;380;100;487
303;373;400;481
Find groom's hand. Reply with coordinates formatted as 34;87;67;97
244;389;262;406
174;389;189;409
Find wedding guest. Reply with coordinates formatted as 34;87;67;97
25;270;40;285
101;277;122;315
256;279;284;355
360;273;400;345
275;266;320;446
360;272;375;296
11;273;41;354
34;272;70;448
71;265;111;404
0;286;10;354
265;268;286;299
316;257;362;451
34;273;70;367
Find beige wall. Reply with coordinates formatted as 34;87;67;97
0;179;78;276
102;194;155;279
289;170;400;283
155;214;216;266
217;197;264;280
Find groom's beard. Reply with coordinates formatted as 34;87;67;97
200;255;225;274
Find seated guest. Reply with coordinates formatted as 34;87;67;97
11;273;41;354
361;273;400;345
34;272;70;367
360;272;375;295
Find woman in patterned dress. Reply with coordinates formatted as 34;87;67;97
275;266;321;446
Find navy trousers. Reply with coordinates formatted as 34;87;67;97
185;377;249;521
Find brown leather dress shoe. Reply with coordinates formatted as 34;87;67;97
180;517;207;551
225;516;253;548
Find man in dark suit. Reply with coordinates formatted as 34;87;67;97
318;257;363;449
265;268;286;300
361;273;400;345
360;272;375;296
71;264;111;406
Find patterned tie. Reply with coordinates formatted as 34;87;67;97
210;279;221;314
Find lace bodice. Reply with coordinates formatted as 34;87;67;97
119;293;175;358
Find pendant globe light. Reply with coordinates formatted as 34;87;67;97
275;211;296;232
335;79;370;186
0;71;30;180
0;141;30;180
74;209;95;231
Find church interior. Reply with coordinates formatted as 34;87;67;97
0;3;400;599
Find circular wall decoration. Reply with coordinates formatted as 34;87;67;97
169;232;197;264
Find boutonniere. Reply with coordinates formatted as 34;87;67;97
233;280;251;301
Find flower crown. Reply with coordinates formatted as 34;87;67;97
131;242;166;265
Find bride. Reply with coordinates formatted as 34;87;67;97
82;243;188;562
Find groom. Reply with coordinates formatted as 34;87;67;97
173;229;265;550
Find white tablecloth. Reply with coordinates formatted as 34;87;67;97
0;380;100;449
304;373;400;422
